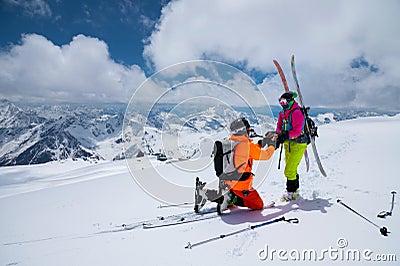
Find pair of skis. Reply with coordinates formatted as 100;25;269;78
273;55;327;177
141;200;276;229
112;207;219;231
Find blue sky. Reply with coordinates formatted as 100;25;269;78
0;0;399;111
0;0;167;69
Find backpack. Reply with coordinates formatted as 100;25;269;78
302;107;318;138
212;139;247;181
283;107;318;144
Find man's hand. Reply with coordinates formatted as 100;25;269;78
265;131;278;140
259;131;278;149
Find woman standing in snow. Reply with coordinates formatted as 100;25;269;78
270;91;309;201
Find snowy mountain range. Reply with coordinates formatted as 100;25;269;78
0;99;123;166
0;98;397;167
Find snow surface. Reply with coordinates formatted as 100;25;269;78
0;115;399;265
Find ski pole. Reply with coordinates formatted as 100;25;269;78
389;191;396;214
278;144;283;170
377;191;396;218
337;199;389;236
185;216;299;249
158;202;193;208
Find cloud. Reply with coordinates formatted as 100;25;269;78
128;60;268;110
143;0;400;111
139;14;156;30
0;34;146;103
3;0;52;17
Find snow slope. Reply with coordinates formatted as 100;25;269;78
0;115;399;265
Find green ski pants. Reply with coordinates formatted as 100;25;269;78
284;141;307;181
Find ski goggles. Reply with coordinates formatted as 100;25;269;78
279;98;289;106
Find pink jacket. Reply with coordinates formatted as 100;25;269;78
276;101;305;139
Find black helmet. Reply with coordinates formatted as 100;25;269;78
279;91;298;109
230;118;250;136
279;91;297;102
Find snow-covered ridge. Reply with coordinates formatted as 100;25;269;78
0;99;124;166
1;98;398;167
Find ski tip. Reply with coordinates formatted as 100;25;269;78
266;201;276;208
185;242;192;249
336;199;342;203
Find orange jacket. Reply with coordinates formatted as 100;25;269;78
224;135;275;191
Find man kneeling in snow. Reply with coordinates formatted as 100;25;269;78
195;117;276;214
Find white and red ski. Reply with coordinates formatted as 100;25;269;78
290;55;327;177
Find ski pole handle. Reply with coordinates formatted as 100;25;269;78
285;217;299;223
251;216;285;229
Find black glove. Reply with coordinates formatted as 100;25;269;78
258;132;277;149
263;136;277;149
277;131;289;144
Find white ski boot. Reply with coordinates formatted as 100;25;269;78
194;177;208;213
281;190;299;202
216;189;232;215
